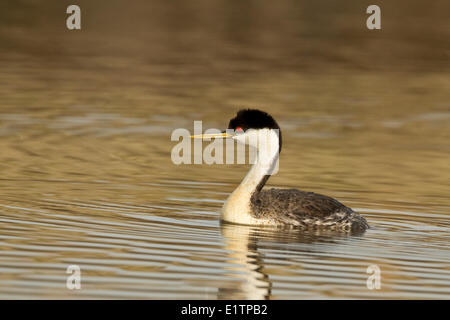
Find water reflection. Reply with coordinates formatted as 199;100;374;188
219;223;363;299
0;0;449;299
219;224;273;299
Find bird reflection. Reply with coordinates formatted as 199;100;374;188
218;222;363;299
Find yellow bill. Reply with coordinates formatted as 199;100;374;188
190;132;233;139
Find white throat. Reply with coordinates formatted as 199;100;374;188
221;128;280;225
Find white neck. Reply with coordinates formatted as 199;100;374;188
221;129;280;225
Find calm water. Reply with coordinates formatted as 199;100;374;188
0;1;449;299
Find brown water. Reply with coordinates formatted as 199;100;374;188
0;0;449;299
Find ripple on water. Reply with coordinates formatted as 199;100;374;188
0;169;449;300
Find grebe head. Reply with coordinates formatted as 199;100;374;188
190;109;282;166
227;109;282;152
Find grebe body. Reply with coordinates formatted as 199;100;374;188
193;109;369;233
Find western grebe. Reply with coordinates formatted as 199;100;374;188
191;109;369;233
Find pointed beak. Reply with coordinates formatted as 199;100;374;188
190;132;233;140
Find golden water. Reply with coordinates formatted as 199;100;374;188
0;0;449;299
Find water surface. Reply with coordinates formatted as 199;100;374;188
0;0;449;299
